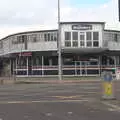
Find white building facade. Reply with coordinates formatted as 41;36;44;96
0;22;120;77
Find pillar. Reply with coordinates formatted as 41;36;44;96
75;61;77;76
42;56;44;76
99;56;101;76
49;59;52;66
27;57;29;76
15;58;17;75
114;56;117;75
10;59;12;77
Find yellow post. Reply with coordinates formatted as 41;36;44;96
102;71;115;100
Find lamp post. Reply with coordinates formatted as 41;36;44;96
118;0;120;21
58;0;62;81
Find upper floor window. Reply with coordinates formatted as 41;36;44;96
31;34;37;42
12;36;18;44
44;34;47;41
114;34;118;42
93;41;99;47
44;32;57;41
17;35;27;43
80;32;85;41
86;32;92;41
53;33;57;41
0;41;3;49
65;32;71;40
72;32;78;40
93;32;99;40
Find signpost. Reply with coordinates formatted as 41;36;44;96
102;71;116;100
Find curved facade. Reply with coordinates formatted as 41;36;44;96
1;22;120;77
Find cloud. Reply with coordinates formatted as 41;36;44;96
0;0;119;38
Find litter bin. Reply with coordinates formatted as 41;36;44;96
102;71;115;100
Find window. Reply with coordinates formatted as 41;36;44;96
114;34;118;42
44;34;47;41
51;33;54;41
72;32;78;40
93;32;99;40
80;32;85;41
48;33;50;41
12;39;18;44
80;41;84;47
80;32;85;47
86;32;92;40
65;41;71;47
87;41;92;47
44;33;57;42
44;57;49;66
0;41;3;49
17;57;27;67
17;36;24;43
93;41;99;47
53;33;57;41
73;41;78;47
65;32;71;40
17;35;27;43
31;34;37;42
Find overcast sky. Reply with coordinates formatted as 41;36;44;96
0;0;119;38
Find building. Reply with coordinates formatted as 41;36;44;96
0;22;120;77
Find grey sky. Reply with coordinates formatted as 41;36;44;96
0;0;119;38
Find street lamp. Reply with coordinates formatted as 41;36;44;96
58;0;62;81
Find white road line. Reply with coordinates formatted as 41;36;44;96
0;99;90;104
102;102;120;112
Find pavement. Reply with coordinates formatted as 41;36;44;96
0;81;119;119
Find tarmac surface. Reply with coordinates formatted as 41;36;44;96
0;81;119;119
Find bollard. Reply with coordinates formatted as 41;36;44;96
102;71;116;100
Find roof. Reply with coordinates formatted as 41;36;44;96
1;29;58;41
104;29;120;33
60;21;105;25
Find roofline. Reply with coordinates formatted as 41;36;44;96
1;29;58;41
104;29;120;33
60;22;105;25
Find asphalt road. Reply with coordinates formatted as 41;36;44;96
0;81;119;120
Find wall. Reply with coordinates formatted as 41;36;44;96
0;31;58;56
60;23;104;48
103;31;120;50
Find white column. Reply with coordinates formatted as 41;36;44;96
107;57;109;66
114;56;117;75
49;59;52;66
75;61;77;76
27;57;29;76
58;0;62;81
10;59;12;77
42;56;44;76
99;56;101;76
16;58;17;75
12;59;14;76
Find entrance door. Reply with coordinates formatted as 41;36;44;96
81;61;87;75
76;61;87;76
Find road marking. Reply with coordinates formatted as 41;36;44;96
52;95;83;99
102;102;120;112
0;99;90;104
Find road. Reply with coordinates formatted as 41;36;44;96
0;81;119;119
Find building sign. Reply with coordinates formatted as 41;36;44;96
13;52;32;57
72;24;92;30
